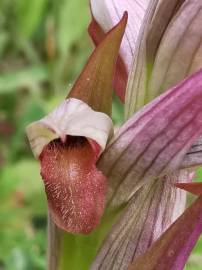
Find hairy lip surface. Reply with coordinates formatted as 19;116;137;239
40;136;107;234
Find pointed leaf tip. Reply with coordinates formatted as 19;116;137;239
175;182;202;196
68;12;127;116
88;13;129;103
90;0;149;101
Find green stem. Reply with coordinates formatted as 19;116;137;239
54;209;121;270
47;214;61;270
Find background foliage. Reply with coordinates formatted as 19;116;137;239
0;0;201;269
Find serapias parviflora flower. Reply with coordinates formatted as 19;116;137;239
26;13;127;234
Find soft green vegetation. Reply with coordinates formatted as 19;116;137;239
0;0;91;269
0;0;201;269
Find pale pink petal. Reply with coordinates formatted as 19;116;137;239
91;70;202;268
26;98;113;158
125;0;202;117
148;0;202;101
91;171;191;270
99;69;202;209
129;192;202;270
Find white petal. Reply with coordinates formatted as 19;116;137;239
26;98;113;158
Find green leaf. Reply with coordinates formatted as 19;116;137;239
0;65;49;94
56;0;89;55
112;94;124;124
16;0;48;38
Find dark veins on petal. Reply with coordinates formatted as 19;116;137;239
39;136;107;234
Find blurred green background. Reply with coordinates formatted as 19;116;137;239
0;0;201;269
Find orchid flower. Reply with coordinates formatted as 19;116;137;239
26;15;127;235
26;0;202;270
